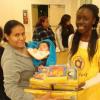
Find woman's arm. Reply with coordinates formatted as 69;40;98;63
56;26;64;51
68;34;74;51
2;58;35;100
32;28;41;41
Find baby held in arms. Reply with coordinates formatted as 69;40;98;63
30;42;50;60
27;39;56;71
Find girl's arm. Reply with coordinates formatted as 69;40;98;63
83;73;100;89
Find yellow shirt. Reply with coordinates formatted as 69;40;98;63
70;39;100;83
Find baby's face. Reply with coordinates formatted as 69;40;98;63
38;43;49;51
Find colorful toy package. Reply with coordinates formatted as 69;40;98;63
30;65;78;85
25;65;78;99
30;65;68;85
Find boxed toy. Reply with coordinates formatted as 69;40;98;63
25;65;78;99
30;65;78;86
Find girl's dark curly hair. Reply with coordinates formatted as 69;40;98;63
59;14;71;28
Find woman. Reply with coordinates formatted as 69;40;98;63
56;14;74;51
32;16;56;46
68;4;100;100
0;27;10;100
1;20;61;100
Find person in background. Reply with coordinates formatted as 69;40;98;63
67;4;100;100
56;14;74;51
1;20;62;100
32;16;56;46
0;27;10;100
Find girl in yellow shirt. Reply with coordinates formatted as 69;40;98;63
68;4;100;100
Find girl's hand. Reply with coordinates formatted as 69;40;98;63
75;82;85;91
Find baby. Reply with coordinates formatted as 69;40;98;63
32;42;50;60
38;42;49;51
27;39;56;71
35;42;50;66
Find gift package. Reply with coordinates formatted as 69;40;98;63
24;65;78;100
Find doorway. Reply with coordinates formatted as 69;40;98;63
31;4;65;32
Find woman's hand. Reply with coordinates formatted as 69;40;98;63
34;92;64;100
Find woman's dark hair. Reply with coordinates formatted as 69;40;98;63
71;4;99;61
59;14;71;28
4;20;24;42
0;27;3;42
35;16;48;27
